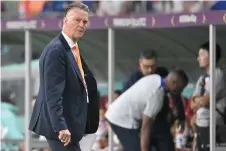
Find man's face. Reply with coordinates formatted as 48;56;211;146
166;75;184;95
139;58;157;76
63;8;89;41
197;49;209;68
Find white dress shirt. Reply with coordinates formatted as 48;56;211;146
61;31;89;103
105;74;165;129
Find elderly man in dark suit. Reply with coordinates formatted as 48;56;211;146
29;2;99;151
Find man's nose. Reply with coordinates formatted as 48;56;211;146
79;21;85;27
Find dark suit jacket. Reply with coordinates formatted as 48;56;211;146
122;66;169;92
122;70;143;92
29;33;99;143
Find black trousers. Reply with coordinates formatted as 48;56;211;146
150;118;175;151
196;126;210;151
150;128;175;151
149;135;175;151
46;138;81;151
109;122;140;151
109;122;175;151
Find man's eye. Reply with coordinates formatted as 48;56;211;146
75;19;80;22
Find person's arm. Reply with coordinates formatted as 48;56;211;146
44;47;68;132
141;115;153;151
141;90;164;151
191;76;205;108
194;71;223;107
193;92;209;107
190;96;200;109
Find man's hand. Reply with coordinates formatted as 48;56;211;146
190;115;197;131
191;96;201;109
58;129;71;146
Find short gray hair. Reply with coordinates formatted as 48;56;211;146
65;1;89;16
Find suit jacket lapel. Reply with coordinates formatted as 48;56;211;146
80;55;91;78
58;33;84;84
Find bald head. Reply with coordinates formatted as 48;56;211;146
165;68;189;94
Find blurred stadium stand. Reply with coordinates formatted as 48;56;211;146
1;1;224;19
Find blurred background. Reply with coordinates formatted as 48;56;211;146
1;0;226;151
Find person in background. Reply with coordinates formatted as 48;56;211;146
42;1;54;12
97;1;128;16
81;0;99;15
191;42;225;151
210;1;226;10
99;95;108;111
42;1;72;13
105;68;189;151
54;1;72;12
149;66;186;151
161;0;174;13
1;90;24;151
148;66;169;151
95;109;108;140
102;90;122;110
123;50;158;92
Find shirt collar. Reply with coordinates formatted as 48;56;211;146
61;31;77;49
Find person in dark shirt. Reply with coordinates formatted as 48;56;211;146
123;50;172;92
123;50;158;92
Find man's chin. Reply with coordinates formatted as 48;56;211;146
73;34;84;41
200;66;208;70
144;73;153;76
199;64;208;69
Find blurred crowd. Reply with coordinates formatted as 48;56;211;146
1;1;226;19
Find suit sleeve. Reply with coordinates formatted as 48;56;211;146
122;76;137;92
122;80;133;92
44;48;68;132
